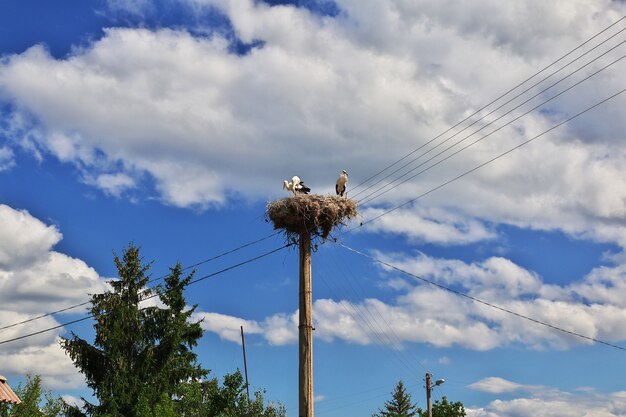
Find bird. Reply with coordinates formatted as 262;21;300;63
283;176;311;195
295;181;311;194
283;180;296;195
336;169;348;196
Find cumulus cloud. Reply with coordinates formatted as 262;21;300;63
194;310;297;346
194;311;264;344
469;377;537;394
0;0;624;250
0;204;61;270
196;248;626;351
0;204;108;389
360;205;496;245
466;384;626;417
0;341;85;389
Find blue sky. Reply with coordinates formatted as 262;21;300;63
1;1;626;416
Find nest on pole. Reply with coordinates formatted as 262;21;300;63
267;194;358;241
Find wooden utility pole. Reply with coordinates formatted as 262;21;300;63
299;230;314;417
267;194;357;417
426;373;432;417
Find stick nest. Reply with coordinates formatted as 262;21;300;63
267;195;358;240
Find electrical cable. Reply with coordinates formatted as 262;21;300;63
0;231;280;332
349;16;626;197
357;50;626;206
351;86;626;231
337;242;626;352
316;254;425;378
0;243;292;346
356;37;626;204
322;246;430;374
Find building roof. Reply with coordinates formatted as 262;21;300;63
0;375;21;405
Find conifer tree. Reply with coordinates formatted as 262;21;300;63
61;244;206;417
373;380;418;417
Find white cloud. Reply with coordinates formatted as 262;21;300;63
0;0;624;254
0;204;108;389
0;205;107;313
0;204;61;270
469;377;536;394
196;248;626;351
466;386;626;417
194;310;297;346
360;205;496;245
194;311;264;344
0;341;84;389
0;146;14;171
83;172;136;198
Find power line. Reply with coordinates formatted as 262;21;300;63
316;252;426;378
0;232;280;333
322;246;430;374
354;30;626;204
349;16;626;197
352;86;626;231
337;243;626;352
357;50;626;206
0;243;291;346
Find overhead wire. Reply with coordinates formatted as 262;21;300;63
350;86;626;231
0;242;292;346
0;231;280;332
357;49;626;206
315;249;426;378
349;16;626;199
322;246;430;374
354;29;626;205
337;242;626;352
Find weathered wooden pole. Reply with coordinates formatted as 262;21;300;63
299;230;314;417
266;194;358;417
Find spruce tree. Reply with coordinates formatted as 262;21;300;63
61;244;207;417
373;380;418;417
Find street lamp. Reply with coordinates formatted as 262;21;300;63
425;373;445;417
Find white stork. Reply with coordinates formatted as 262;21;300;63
283;180;296;195
336;170;348;196
283;176;311;195
295;181;311;194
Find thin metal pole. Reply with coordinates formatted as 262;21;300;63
241;325;250;401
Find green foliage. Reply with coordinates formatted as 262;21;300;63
174;370;286;417
0;375;64;417
60;244;207;417
417;396;466;417
373;380;418;417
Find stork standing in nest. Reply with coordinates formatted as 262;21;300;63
336;170;348;197
283;175;311;195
